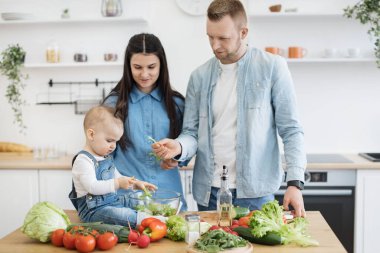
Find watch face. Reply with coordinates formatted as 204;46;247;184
176;0;212;16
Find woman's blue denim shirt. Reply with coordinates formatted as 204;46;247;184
104;86;187;210
176;47;306;206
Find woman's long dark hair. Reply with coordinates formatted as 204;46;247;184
104;33;184;150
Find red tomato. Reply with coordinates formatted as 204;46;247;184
90;229;99;239
75;234;96;253
232;220;239;225
209;225;220;231
230;224;239;229
238;216;250;227
63;231;77;250
51;229;65;247
97;232;118;250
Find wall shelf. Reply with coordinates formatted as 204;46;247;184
286;58;376;63
0;16;147;25
24;62;123;68
249;13;344;18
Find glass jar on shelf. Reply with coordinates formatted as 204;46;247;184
46;41;60;63
101;0;122;17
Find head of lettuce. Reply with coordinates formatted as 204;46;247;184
21;201;71;242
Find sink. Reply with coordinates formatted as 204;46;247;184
359;153;380;162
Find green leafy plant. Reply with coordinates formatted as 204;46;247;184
0;44;28;133
343;0;380;67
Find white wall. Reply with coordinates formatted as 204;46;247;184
1;0;380;155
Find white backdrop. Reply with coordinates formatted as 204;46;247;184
0;0;379;155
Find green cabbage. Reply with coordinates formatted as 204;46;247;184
21;201;71;242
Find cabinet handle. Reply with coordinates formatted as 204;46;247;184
188;175;192;194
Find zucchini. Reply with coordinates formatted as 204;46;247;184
233;227;282;245
67;222;130;243
231;206;250;219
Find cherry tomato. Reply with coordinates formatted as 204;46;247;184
51;229;65;247
75;234;96;253
63;231;77;250
97;232;118;250
230;224;240;229
209;225;220;231
238;216;250;227
90;229;99;239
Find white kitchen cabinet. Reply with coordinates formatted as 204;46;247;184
0;170;39;239
180;169;197;211
355;170;380;253
39;170;74;210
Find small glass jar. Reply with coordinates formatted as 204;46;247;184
185;214;200;244
46;41;60;63
101;0;122;17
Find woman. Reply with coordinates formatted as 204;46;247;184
103;33;187;210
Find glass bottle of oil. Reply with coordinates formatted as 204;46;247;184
216;165;232;227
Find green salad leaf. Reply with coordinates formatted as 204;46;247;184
249;200;319;247
194;229;248;252
166;215;187;241
146;136;161;161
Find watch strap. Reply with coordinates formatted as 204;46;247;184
287;180;304;190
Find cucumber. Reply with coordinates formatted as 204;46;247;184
233;227;282;245
231;206;250;219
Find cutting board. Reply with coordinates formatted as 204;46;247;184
0;152;33;159
186;243;253;253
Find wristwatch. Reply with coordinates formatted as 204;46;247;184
287;180;304;190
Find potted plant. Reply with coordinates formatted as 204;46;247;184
0;44;28;133
343;0;380;68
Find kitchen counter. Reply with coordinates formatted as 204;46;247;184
0;210;346;253
1;153;380;170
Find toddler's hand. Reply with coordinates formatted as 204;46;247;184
117;176;136;190
134;180;157;192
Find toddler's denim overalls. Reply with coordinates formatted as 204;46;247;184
69;150;137;226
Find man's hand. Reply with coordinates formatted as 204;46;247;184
151;138;182;160
283;186;306;217
160;159;179;170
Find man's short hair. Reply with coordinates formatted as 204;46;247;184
84;105;122;131
207;0;247;26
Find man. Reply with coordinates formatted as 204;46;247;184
153;0;306;217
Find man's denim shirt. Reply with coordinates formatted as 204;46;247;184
176;47;306;206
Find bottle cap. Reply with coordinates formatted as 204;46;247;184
221;165;228;180
185;214;200;222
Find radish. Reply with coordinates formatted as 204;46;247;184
126;217;139;244
128;230;139;244
137;235;150;248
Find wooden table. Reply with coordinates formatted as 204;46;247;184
0;211;346;253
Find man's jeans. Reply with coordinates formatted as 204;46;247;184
197;186;274;211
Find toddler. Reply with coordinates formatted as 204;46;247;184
69;105;157;227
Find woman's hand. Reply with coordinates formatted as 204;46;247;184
160;159;178;170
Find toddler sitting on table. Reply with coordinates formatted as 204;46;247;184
69;105;163;227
